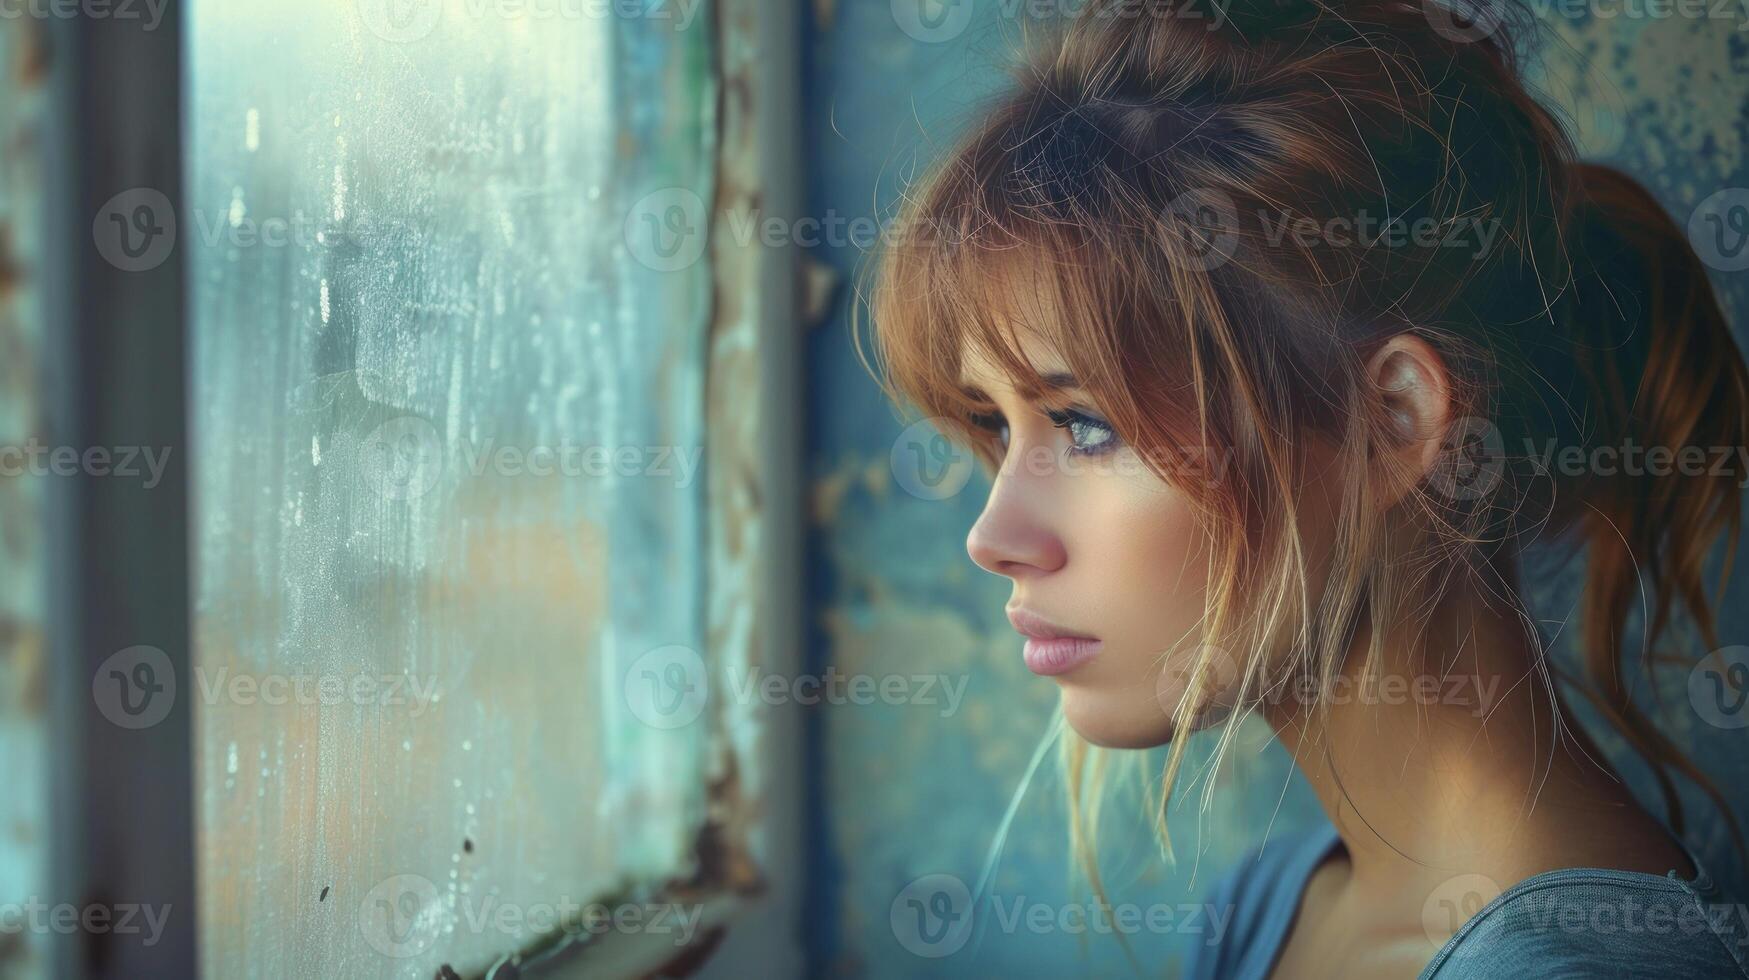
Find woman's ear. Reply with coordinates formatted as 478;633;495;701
1366;333;1453;508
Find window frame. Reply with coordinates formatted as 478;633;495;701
37;1;805;976
43;7;196;979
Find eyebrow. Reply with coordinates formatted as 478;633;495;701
957;371;1083;400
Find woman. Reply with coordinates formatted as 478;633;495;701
858;0;1749;975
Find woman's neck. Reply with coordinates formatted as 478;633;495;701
1259;576;1691;900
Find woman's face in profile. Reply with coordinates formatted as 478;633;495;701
957;331;1238;748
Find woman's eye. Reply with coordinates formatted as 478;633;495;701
968;411;1010;448
1045;408;1118;456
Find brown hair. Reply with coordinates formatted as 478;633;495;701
855;0;1749;889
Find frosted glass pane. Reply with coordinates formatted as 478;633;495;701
188;3;717;976
0;19;48;980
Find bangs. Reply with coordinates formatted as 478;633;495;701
874;228;1096;463
861;182;1219;482
852;66;1286;495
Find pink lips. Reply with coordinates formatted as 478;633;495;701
1008;607;1104;676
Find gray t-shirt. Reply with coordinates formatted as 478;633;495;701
1181;816;1748;978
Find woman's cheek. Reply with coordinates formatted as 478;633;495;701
1055;460;1216;746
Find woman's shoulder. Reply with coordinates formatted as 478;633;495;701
1422;863;1749;978
1180;818;1749;980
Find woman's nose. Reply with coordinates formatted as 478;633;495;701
965;468;1067;578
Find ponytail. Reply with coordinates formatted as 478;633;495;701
1551;162;1749;857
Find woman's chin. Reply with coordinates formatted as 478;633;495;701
1058;680;1239;748
1058;684;1177;749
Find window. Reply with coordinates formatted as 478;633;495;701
187;1;723;974
16;1;803;976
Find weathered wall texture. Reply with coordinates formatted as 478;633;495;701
0;18;47;980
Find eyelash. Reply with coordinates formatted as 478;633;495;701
968;407;1119;458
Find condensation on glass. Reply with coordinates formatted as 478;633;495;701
189;2;719;975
